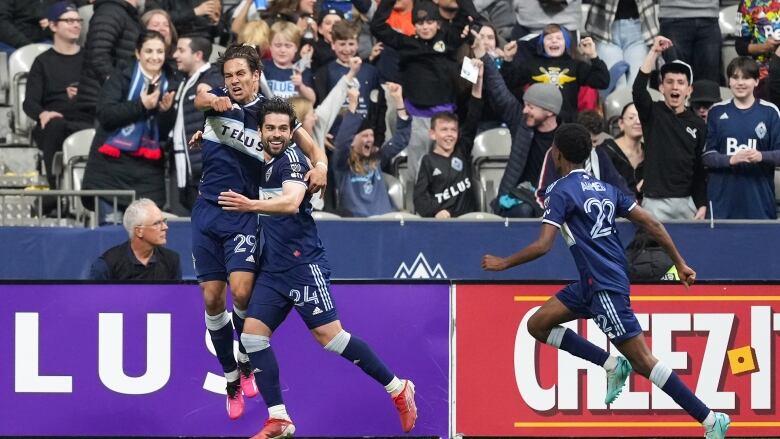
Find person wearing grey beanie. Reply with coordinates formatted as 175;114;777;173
523;83;563;115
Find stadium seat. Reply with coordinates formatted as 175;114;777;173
77;4;93;47
383;172;405;211
8;43;51;144
458;211;503;220
720;86;733;100
370;211;421;220
719;4;740;38
391;150;414;213
312;210;341;220
210;44;226;63
471;127;511;212
580;3;590;34
60;128;94;219
0;51;8;105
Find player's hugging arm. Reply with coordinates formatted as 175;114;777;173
218;182;306;215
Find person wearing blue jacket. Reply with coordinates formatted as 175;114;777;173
333;82;411;217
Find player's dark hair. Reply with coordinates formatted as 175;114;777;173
261;97;298;127
431;111;458;129
727;56;759;81
217;44;264;75
576;110;604;136
553;123;592;164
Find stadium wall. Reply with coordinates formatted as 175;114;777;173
1;220;780;280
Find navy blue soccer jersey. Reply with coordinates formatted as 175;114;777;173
198;87;266;202
703;99;780;219
542;170;637;297
259;144;327;272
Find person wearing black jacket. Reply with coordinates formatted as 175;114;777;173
370;0;473;182
146;0;223;41
413;60;482;218
76;0;143;118
634;36;707;221
23;2;92;189
82;31;178;219
171;36;222;212
0;0;53;54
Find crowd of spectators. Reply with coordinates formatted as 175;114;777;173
3;0;779;222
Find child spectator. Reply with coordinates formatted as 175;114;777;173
502;23;610;123
370;0;472;181
310;8;344;72
265;21;316;101
703;56;780;219
315;21;381;120
414;58;484;218
333;83;411;217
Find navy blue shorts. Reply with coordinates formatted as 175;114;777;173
248;263;338;331
191;197;260;282
556;283;642;344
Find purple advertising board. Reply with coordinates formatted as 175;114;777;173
0;283;449;437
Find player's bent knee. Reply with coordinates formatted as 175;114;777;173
526;315;551;342
241;333;270;353
323;329;351;353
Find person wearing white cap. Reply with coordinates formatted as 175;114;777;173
633;35;707;221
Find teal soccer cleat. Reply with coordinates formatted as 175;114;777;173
705;412;730;439
605;357;632;404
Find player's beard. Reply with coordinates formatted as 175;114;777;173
262;137;291;157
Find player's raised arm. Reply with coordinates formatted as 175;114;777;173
482;224;558;271
194;83;232;112
626;205;696;287
218;183;305;215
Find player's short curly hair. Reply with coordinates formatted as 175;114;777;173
261;97;298;127
553;123;592;164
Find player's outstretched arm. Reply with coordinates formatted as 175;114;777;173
218;183;306;216
482;224;558;271
194;84;232;112
294;128;328;194
627;205;696;287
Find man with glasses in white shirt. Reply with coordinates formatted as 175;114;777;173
89;198;182;280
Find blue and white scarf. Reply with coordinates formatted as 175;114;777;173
99;62;169;160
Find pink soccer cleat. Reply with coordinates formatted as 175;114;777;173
392;379;417;433
238;361;259;398
226;380;245;420
250;418;296;439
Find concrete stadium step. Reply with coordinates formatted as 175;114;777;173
0;145;39;174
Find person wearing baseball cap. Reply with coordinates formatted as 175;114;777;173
689;79;721;122
23;1;92;192
633;35;707;221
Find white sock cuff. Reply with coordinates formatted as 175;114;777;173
225;369;239;382
649;361;673;388
241;333;270;353
546;326;566;348
324;330;351;354
205;311;231;331
232;305;247;319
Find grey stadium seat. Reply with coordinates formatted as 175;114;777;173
8;43;52;144
383;172;405;211
471;127;511;212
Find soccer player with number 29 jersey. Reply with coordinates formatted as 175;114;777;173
190;45;328;421
217;98;417;439
482;124;731;439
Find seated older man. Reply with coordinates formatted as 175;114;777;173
89;198;181;280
